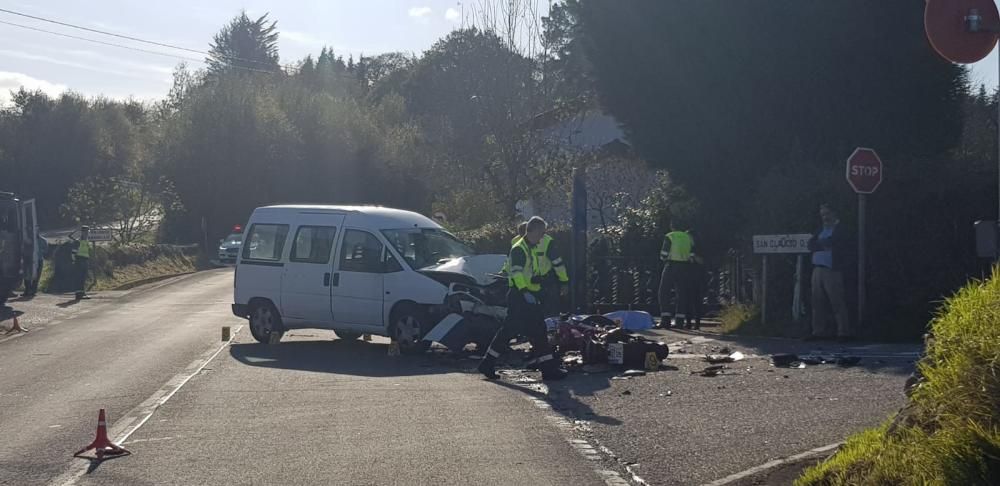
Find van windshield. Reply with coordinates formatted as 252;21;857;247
381;228;474;270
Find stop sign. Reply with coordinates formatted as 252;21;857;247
846;147;883;194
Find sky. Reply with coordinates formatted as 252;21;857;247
2;1;1000;107
0;0;500;105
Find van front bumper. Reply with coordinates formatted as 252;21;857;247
232;303;249;318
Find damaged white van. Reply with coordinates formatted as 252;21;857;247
231;205;507;352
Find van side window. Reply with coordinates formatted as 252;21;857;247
339;230;384;273
383;249;403;273
290;226;337;264
242;224;289;261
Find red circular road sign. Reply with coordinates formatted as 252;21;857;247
846;148;883;194
926;0;999;64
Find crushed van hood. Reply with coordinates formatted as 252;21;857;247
418;254;507;286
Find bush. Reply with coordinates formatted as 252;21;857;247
797;269;1000;485
455;223;571;256
48;243;199;292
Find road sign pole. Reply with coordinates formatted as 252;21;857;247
858;193;867;328
761;254;768;325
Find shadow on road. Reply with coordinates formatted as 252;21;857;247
56;299;81;308
230;339;456;378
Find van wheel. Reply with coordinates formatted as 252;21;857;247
249;302;284;344
334;331;362;341
391;303;430;355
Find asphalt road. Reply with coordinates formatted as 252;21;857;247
0;269;918;486
0;270;615;486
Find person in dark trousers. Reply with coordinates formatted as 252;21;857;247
479;217;567;381
808;204;853;340
71;226;92;300
533;233;569;320
686;254;706;330
21;234;47;298
658;223;696;328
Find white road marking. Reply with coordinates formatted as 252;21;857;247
49;324;243;486
701;442;843;486
504;375;632;486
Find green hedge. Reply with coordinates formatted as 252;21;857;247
797;269;1000;485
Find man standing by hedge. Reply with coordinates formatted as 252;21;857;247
808;204;853;340
71;226;92;301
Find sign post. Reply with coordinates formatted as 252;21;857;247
752;234;813;325
846;147;884;328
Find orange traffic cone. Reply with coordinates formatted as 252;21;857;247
73;409;130;460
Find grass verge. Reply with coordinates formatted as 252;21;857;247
90;252;197;291
796;272;1000;485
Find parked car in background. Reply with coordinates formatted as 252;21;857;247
217;228;244;264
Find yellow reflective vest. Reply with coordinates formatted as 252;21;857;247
533;235;569;283
508;238;541;292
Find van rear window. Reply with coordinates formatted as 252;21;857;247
242;224;289;262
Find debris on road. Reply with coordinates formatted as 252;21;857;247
694;364;727;377
704;351;745;364
623;369;647;377
771;353;861;369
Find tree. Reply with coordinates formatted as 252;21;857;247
575;0;966;251
207;12;281;75
61;176;181;245
403;28;551;217
541;0;592;103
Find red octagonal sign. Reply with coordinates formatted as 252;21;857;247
846;147;883;194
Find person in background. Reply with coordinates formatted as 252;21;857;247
21;234;47;298
808;204;853;341
71;226;92;300
658;222;695;328
686;253;706;330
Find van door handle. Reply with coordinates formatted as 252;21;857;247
331;273;340;287
324;273;331;287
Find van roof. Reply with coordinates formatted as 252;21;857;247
253;205;442;230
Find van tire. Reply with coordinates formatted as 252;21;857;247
249;301;284;344
334;331;362;341
390;302;431;355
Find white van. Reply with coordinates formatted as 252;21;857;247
231;205;507;352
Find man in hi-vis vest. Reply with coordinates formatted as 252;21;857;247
479;217;567;381
658;223;696;329
71;226;93;300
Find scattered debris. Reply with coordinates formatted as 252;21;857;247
621;390;632;396
705;351;746;364
771;354;800;367
771;353;860;369
623;369;647;377
693;364;726;377
611;376;631;381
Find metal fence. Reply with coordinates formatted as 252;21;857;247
586;256;724;315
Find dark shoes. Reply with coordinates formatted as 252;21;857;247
478;360;499;380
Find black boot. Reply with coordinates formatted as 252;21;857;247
478;356;499;380
540;361;568;381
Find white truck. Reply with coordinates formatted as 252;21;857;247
0;192;38;311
